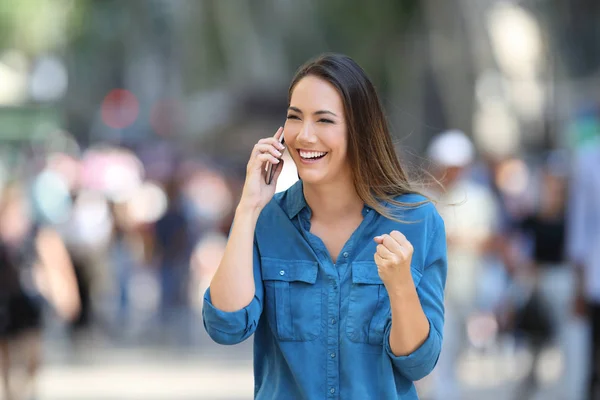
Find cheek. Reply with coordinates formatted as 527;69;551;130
283;120;291;134
330;129;349;158
283;122;299;145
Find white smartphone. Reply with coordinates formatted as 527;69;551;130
265;134;285;185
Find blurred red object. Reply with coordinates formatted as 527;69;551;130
101;89;139;129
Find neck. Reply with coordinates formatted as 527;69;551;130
302;179;364;222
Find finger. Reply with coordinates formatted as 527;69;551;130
274;126;284;141
249;150;278;173
257;153;280;166
257;137;285;150
373;235;384;244
374;252;395;268
258;129;285;149
381;236;412;264
389;230;413;250
376;243;396;261
254;143;283;158
374;252;386;266
385;232;413;260
381;234;405;256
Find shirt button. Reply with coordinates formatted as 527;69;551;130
330;352;336;358
279;270;285;276
343;252;349;258
331;318;336;325
330;388;335;394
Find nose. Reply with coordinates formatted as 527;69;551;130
297;121;317;144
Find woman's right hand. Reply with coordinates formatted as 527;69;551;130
239;127;286;212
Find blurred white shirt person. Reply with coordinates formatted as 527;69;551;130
426;130;499;400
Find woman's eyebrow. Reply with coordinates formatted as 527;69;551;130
288;106;337;117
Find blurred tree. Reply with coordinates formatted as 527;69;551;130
8;0;561;156
0;0;73;55
547;0;600;79
314;0;421;92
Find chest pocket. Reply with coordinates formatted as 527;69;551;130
346;261;423;346
261;257;322;342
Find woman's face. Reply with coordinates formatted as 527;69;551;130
284;76;351;185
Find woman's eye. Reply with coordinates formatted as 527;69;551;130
318;118;334;124
286;115;300;120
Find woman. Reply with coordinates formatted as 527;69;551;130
0;184;80;400
203;53;447;399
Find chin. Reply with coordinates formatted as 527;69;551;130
298;170;337;186
297;170;325;185
293;158;346;186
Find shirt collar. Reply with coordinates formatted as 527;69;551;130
284;180;307;219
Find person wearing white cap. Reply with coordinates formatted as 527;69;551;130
426;130;500;400
426;129;476;170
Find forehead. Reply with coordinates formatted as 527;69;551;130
290;75;344;114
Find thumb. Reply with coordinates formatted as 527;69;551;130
373;235;384;244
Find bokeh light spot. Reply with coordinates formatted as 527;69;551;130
150;98;181;137
101;89;139;129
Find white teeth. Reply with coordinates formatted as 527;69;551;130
299;150;327;159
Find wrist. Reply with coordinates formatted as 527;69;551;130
236;202;263;221
386;276;416;299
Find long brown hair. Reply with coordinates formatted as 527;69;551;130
288;53;430;221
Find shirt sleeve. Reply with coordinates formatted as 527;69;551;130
202;239;264;345
385;212;447;381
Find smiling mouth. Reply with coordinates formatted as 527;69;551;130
298;150;328;161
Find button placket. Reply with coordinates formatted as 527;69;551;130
327;274;340;399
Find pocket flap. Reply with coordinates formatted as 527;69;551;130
351;261;383;285
261;257;319;284
352;261;424;287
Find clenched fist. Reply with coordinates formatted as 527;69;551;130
374;231;415;292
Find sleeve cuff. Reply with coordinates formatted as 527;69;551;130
202;288;253;334
384;318;441;373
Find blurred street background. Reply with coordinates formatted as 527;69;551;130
1;0;599;399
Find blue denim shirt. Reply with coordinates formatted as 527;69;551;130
203;180;447;399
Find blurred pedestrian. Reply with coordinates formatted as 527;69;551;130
512;154;573;399
567;140;600;400
153;177;191;330
107;201;146;329
0;184;80;400
426;130;500;400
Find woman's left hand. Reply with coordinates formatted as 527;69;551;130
374;231;414;292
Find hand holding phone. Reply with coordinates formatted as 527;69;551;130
239;127;285;211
